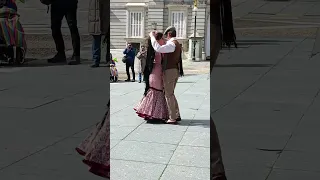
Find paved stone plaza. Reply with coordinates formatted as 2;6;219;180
110;74;210;180
213;37;320;179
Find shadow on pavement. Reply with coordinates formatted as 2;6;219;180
219;39;293;49
111;80;140;84
215;64;273;68
236;39;293;46
186;119;210;128
237;39;293;43
146;119;210;128
237;42;281;46
177;81;197;83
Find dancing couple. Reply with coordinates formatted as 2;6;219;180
134;26;184;124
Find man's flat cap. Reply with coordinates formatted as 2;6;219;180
164;26;176;35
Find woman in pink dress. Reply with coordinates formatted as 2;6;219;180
75;101;110;179
134;32;169;122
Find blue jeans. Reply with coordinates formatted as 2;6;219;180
139;73;142;82
92;35;102;65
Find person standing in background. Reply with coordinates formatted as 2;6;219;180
211;0;237;179
123;43;136;82
136;45;147;83
88;0;108;68
48;0;81;65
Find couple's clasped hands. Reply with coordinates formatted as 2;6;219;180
149;31;156;37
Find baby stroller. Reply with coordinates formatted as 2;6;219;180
0;0;27;65
110;57;118;82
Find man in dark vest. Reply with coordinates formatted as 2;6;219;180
47;0;81;65
149;26;183;124
211;0;237;180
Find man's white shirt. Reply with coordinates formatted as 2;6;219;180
150;32;176;53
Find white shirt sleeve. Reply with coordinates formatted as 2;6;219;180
150;37;176;53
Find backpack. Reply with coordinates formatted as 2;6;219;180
40;0;55;5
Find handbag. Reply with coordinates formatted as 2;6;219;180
122;56;127;63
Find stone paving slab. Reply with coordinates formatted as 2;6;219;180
267;169;320;180
278;2;315;17
311;28;320;56
160;165;210;180
110;74;210;179
0;138;105;180
304;3;320;16
232;0;266;18
251;1;291;15
169;146;209;168
225;166;270;180
0;64;108;179
274;151;320;172
111;160;166;180
232;0;320;21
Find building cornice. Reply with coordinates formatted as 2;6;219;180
125;3;147;7
166;4;191;9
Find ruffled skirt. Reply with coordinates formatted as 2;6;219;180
134;88;169;120
75;110;110;179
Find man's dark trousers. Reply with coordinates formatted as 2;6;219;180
126;61;135;80
51;1;80;57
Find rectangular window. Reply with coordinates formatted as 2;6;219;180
129;12;143;37
171;11;185;38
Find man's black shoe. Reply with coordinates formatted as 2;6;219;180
68;60;81;65
48;53;67;63
68;55;80;65
90;64;99;68
125;79;131;82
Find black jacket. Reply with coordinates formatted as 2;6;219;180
51;0;78;8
